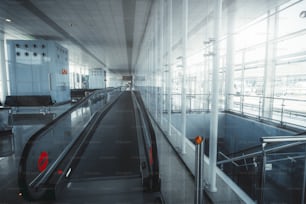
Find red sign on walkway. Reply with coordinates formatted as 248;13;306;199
38;151;49;172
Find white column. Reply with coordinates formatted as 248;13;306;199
149;38;152;111
240;51;245;114
150;39;152;109
203;45;210;110
159;0;164;125
262;9;278;119
224;1;236;111
155;6;159;119
151;22;154;113
147;47;150;106
167;0;173;135
208;0;222;193
181;0;188;154
0;33;8;103
148;38;154;110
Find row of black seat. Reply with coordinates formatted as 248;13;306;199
2;88;117;107
5;95;53;106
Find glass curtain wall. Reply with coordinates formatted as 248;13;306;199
134;0;306;132
231;0;306;128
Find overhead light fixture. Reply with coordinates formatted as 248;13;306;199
300;11;306;18
5;18;12;23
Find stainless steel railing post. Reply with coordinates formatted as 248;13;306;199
301;143;306;204
260;142;267;204
194;136;205;204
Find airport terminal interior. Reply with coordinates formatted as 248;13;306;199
0;0;306;203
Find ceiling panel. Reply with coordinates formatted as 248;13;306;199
0;0;152;75
132;0;152;66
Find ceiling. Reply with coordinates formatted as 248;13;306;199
0;0;152;75
0;0;290;76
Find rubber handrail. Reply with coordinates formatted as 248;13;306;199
133;91;160;191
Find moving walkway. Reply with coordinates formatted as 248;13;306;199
18;89;162;203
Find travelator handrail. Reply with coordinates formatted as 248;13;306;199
132;91;161;192
217;136;306;166
18;87;121;200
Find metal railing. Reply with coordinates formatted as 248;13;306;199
194;136;205;204
217;141;305;166
230;94;306;128
135;86;306;129
159;93;225;113
217;135;306;204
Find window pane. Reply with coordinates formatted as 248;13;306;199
277;34;306;57
245;46;266;62
244;67;264;96
275;62;306;99
233;69;242;94
278;0;306;37
234;19;267;50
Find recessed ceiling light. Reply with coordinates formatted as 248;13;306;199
5;18;12;22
